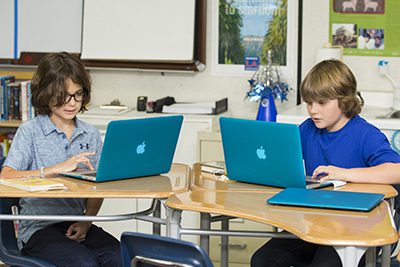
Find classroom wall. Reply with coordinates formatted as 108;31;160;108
3;1;399;117
88;1;400;118
302;1;400;95
87;2;296;118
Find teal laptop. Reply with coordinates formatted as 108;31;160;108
61;115;183;182
267;188;384;212
219;117;332;189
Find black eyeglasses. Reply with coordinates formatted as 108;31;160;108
65;91;86;103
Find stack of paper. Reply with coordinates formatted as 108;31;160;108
84;106;134;116
163;102;215;115
201;161;226;176
162;98;228;115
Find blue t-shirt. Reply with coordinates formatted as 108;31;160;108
300;115;400;177
3;115;102;248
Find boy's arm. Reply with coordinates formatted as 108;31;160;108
78;198;103;230
315;162;400;184
65;198;103;242
85;198;103;216
1;152;96;179
0;166;43;179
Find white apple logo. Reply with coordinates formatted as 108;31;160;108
136;141;146;154
256;146;266;159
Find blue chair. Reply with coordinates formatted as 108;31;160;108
121;232;214;267
0;197;56;267
0;157;54;266
0;157;5;171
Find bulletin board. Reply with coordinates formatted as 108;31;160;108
329;0;400;57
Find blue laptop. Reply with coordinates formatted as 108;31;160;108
220;117;332;189
267;188;384;212
61;115;183;182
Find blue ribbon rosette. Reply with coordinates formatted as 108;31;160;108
246;79;291;103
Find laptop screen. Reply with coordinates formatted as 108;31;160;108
220;117;307;188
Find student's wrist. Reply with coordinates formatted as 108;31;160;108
344;169;356;183
41;166;55;177
39;167;45;178
81;220;92;226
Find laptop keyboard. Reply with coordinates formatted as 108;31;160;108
306;179;321;185
84;172;97;177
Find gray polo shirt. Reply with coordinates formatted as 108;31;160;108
3;115;102;249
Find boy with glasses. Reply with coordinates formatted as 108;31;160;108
1;52;121;266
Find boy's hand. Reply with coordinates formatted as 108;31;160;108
65;221;92;243
312;165;349;181
53;152;96;174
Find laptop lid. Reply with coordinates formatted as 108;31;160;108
220;117;313;188
267;188;384;212
63;115;183;182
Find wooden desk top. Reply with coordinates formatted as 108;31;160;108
191;163;281;193
0;163;190;198
191;163;398;198
166;190;398;247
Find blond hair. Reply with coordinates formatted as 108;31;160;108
300;59;363;118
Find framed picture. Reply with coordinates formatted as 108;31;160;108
211;0;301;89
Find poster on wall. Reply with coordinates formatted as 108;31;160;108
218;0;288;67
329;0;400;57
213;0;299;82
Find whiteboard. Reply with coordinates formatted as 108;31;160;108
81;0;196;62
0;0;82;59
0;0;15;58
18;0;82;54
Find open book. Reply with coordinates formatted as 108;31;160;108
0;178;67;192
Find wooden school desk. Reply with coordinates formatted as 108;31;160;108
166;191;397;267
0;163;190;234
167;164;397;263
192;163;397;260
191;163;398;198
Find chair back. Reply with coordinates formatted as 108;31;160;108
121;232;214;267
0;197;56;267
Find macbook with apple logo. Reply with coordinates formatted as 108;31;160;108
219;117;332;189
267;187;384;212
61;115;183;182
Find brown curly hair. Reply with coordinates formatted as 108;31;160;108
31;52;91;115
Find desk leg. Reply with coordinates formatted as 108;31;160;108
365;247;376;267
165;205;182;239
389;198;395;212
200;213;211;254
334;246;367;267
364;245;391;267
152;200;161;235
380;245;391;267
221;218;229;267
